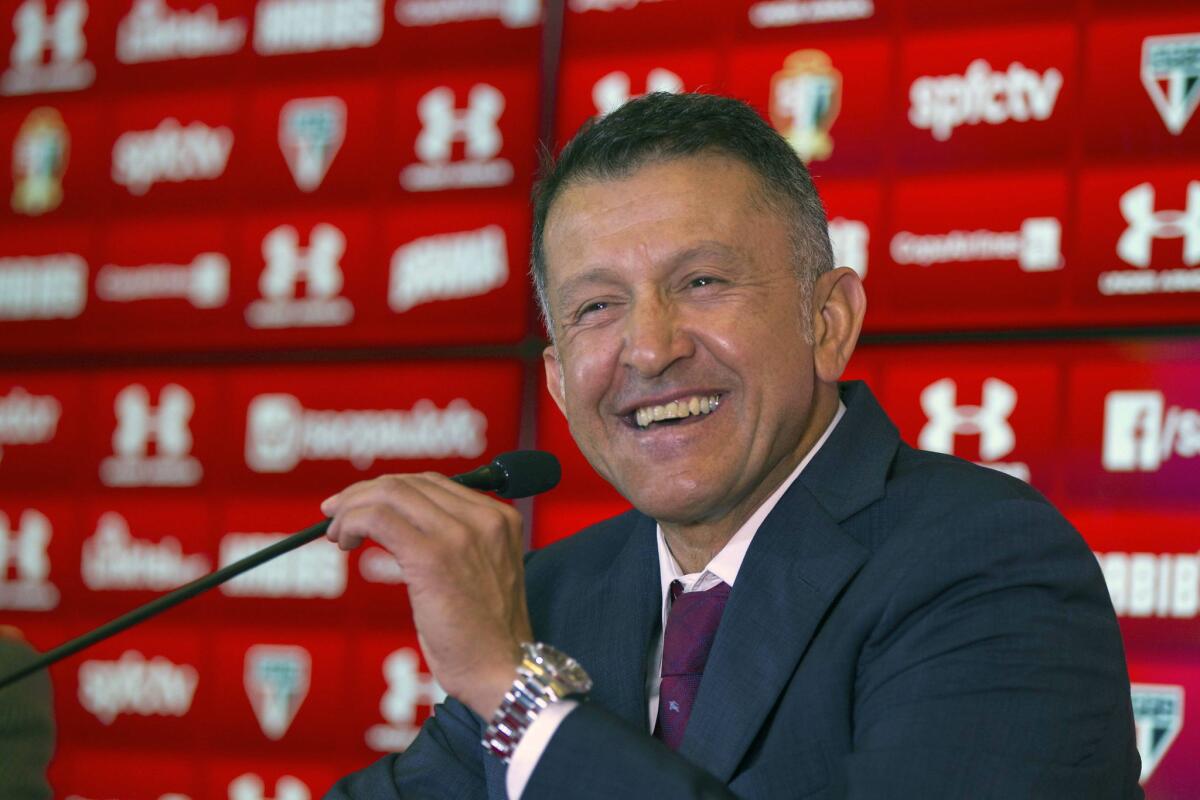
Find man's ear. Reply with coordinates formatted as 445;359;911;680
812;267;866;384
543;345;567;415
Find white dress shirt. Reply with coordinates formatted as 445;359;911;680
505;402;846;798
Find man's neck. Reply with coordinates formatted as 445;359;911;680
659;387;842;574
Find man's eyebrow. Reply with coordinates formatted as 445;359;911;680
554;241;743;304
554;267;626;309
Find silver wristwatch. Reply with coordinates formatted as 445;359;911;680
482;641;593;763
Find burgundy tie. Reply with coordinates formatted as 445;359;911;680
655;579;731;750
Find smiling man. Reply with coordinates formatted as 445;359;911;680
323;93;1141;799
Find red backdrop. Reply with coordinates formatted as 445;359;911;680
1;1;1197;797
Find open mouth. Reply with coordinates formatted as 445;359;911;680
623;393;722;430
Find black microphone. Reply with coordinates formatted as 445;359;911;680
0;450;560;690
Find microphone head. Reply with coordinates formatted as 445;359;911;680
491;450;561;499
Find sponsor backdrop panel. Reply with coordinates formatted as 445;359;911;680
106;88;245;211
102;0;255;91
896;23;1076;170
0;221;94;352
1083;12;1200;159
563;0;726;52
1074;165;1200;326
732;0;888;39
227;359;523;491
0;0;1197;796
555;48;722;145
1125;658;1200;797
0;372;84;489
877;171;1069;330
727;36;891;177
1065;357;1200;507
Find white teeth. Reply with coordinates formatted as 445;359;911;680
633;394;721;428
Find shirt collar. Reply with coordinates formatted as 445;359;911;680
656;400;847;602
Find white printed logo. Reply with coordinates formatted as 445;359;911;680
99;383;203;487
1;0;95;95
229;775;310;800
395;0;540;28
1097;550;1199;620
279;97;346;192
748;0;873;28
1117;182;1200;268
918;378;1029;481
81;511;210;592
1141;34;1200;136
244;644;311;740
359;546;406;584
220;533;346;598
78;650;199;725
0;254;86;320
254;0;382;55
1100;182;1200;296
568;0;662;10
0;509;58;610
591;68;682;116
389;225;508;312
245;394;487;473
117;0;248;64
112;118;234;196
0;387;60;464
890;217;1063;273
1102;390;1200;473
96;253;230;309
365;648;447;752
828;218;868;278
1131;684;1184;784
245;223;354;329
401;84;513;191
908;59;1063;142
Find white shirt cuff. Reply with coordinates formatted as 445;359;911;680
504;698;580;799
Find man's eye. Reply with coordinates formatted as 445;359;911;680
578;301;608;318
689;276;719;288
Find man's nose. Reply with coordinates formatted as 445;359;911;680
620;295;693;377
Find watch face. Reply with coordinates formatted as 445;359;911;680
529;642;594;694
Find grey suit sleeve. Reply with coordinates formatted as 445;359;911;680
323;695;493;799
840;498;1143;799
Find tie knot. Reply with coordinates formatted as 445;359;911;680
661;580;730;677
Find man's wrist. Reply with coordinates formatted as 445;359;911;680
482;642;592;763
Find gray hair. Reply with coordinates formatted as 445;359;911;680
530;92;833;338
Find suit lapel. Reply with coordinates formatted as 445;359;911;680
568;514;661;730
679;482;867;779
678;381;897;779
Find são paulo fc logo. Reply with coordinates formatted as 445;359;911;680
1131;684;1184;783
1141;34;1200;136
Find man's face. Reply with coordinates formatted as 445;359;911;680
542;153;825;527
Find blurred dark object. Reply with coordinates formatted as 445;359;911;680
0;628;55;800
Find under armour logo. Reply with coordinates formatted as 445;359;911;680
0;508;58;610
0;508;50;584
380;648;446;726
414;84;504;164
10;0;86;68
228;774;310;800
918;377;1017;462
591;68;683;116
1117;181;1200;268
260;224;345;300
112;383;193;459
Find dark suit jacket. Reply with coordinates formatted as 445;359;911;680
326;381;1142;799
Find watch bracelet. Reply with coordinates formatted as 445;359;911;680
481;646;579;762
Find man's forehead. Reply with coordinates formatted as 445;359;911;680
543;155;762;262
